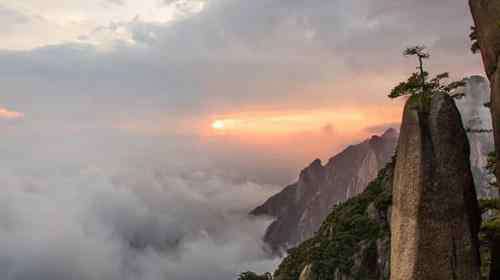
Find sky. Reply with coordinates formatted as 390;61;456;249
0;0;485;178
0;0;487;279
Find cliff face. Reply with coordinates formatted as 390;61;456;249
456;76;496;198
251;129;398;252
271;95;486;280
469;0;500;188
390;94;481;280
273;160;394;280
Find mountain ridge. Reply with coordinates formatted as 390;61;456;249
251;128;398;253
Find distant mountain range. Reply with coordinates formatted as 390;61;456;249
251;128;398;252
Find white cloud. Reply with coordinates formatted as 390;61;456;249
0;148;280;280
0;0;207;50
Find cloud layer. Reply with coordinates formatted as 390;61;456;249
0;149;279;280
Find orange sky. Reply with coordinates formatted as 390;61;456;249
196;103;403;165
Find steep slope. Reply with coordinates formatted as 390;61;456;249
273;160;394;280
251;129;398;252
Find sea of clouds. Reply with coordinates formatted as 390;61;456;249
0;135;281;280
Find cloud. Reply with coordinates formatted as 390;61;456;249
0;150;280;280
0;0;481;195
0;107;23;119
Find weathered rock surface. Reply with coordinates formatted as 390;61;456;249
469;3;500;279
456;76;496;198
390;94;481;280
251;129;398;252
469;0;500;186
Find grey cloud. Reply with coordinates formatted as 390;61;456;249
0;0;483;185
0;5;32;32
0;0;482;123
0;147;279;280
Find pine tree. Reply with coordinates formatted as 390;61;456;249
389;46;465;111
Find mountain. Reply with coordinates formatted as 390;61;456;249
251;129;398;253
273;94;484;280
251;76;495;254
273;159;394;280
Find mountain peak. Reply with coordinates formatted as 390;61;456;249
309;158;323;168
251;131;398;252
382;128;398;138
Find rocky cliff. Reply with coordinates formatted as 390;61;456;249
469;3;500;279
253;80;493;253
456;76;496;198
271;94;484;280
469;0;500;187
390;94;481;280
251;129;398;252
273;159;394;280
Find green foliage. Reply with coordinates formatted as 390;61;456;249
470;26;481;54
487;151;496;178
273;162;394;280
403;45;430;59
480;198;500;213
389;46;465;112
389;72;427;99
237;271;273;280
480;245;492;280
480;152;500;279
482;217;500;239
480;196;500;240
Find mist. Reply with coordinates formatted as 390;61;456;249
0;130;281;280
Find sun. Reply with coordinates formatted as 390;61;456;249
212;120;225;130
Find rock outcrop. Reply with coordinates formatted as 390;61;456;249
456;76;496;198
390;94;481;280
251;129;398;252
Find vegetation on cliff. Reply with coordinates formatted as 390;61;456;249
479;151;500;279
238;272;273;280
271;160;394;280
388;46;465;112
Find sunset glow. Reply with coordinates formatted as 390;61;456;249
212;120;226;130
205;106;402;136
0;107;24;119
